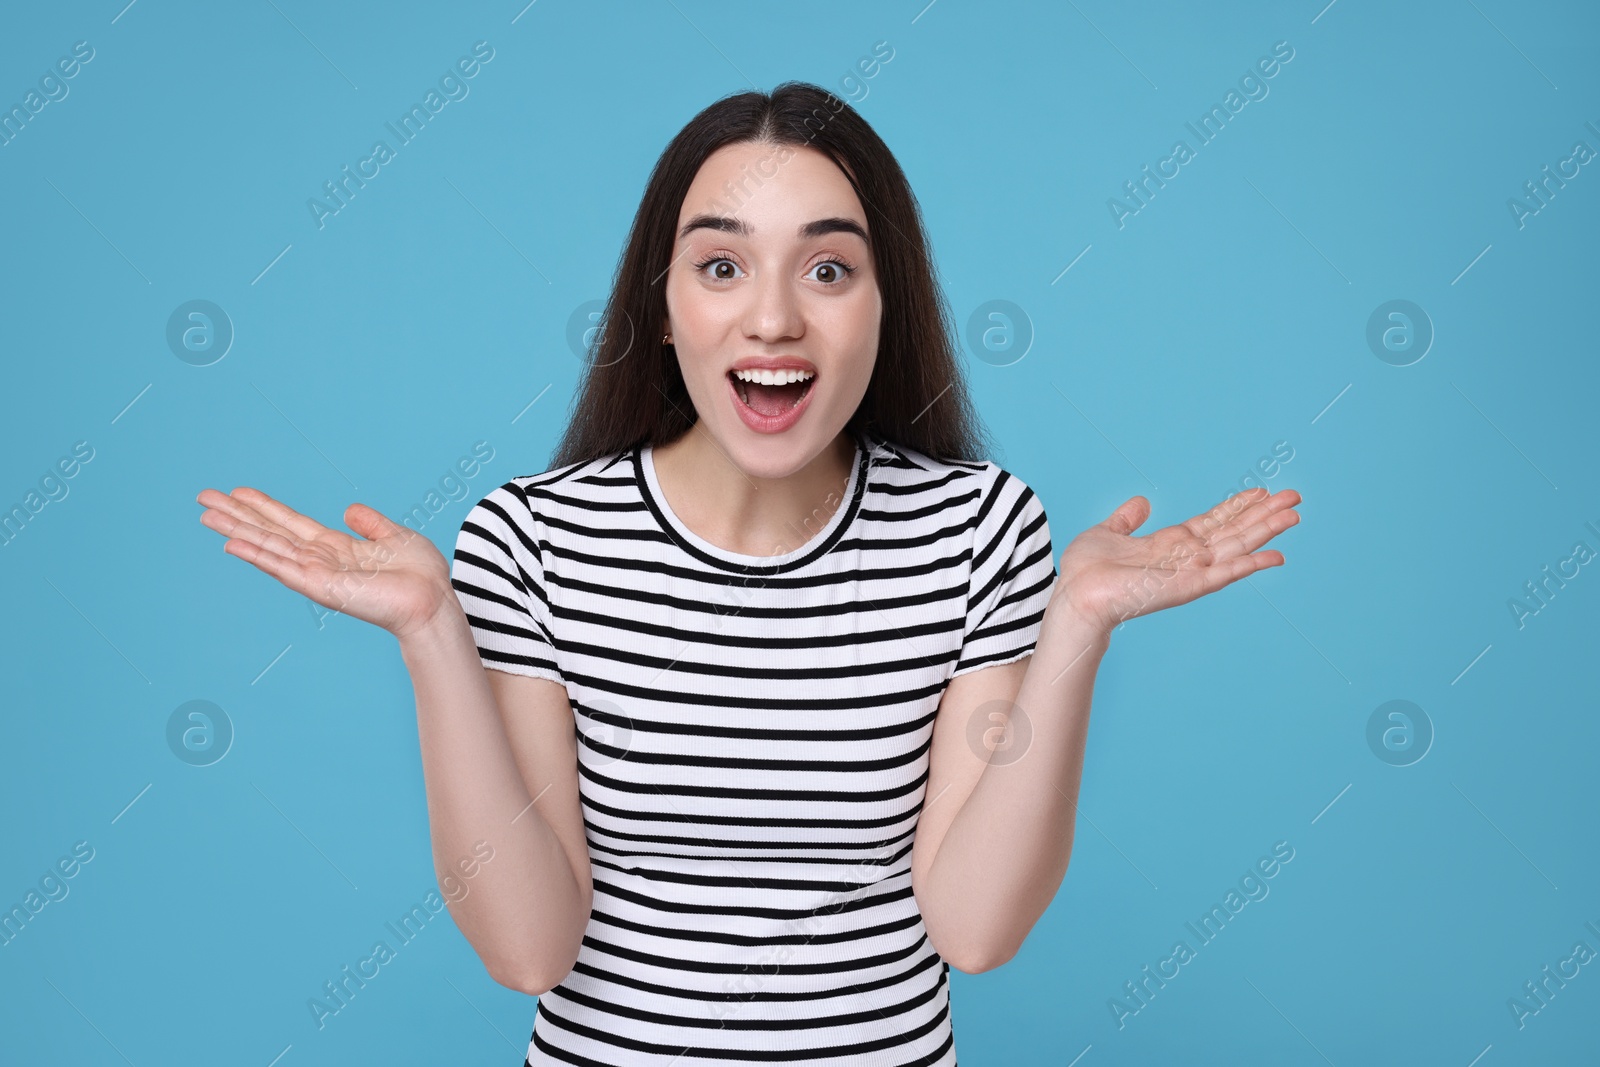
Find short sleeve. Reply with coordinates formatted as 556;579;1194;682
450;480;565;686
952;469;1058;678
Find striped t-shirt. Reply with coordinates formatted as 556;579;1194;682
450;426;1058;1066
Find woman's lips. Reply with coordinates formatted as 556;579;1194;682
728;356;818;375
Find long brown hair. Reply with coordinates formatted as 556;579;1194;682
549;80;991;469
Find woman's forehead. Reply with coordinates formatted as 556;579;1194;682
677;143;867;235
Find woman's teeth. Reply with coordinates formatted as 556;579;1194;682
731;368;815;386
729;368;815;411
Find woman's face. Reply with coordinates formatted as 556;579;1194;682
662;140;881;479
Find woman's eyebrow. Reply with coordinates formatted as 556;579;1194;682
677;214;870;245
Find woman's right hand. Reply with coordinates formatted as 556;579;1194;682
196;486;455;641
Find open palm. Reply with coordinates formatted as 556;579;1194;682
1055;486;1302;634
195;486;453;640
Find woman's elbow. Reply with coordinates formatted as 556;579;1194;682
939;934;1020;975
480;942;573;997
487;961;558;996
949;948;1015;975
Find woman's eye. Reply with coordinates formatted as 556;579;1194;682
808;260;857;285
694;257;743;281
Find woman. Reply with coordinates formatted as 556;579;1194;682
197;82;1299;1065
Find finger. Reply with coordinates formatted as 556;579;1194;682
1209;489;1301;546
198;487;307;545
1178;486;1266;539
1101;495;1150;535
201;508;303;559
231;486;333;543
1205;507;1300;564
1184;487;1299;544
343;501;408;543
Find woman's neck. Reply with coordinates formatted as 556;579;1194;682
650;428;857;558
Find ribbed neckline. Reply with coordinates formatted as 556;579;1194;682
636;429;873;574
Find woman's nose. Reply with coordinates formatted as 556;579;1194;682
742;270;804;343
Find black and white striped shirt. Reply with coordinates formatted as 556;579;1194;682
450;426;1057;1066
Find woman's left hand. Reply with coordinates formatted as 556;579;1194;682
1053;486;1302;635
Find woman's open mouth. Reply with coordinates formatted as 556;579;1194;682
726;367;816;433
729;368;814;414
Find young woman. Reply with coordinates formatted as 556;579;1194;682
197;82;1299;1066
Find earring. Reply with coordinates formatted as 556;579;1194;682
662;333;672;345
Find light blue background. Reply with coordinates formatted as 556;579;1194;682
3;1;1597;1064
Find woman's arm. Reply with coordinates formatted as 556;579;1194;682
195;488;590;993
913;486;1300;969
400;600;592;994
911;607;1107;972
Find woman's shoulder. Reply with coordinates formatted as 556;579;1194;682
464;447;634;530
867;434;1037;507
